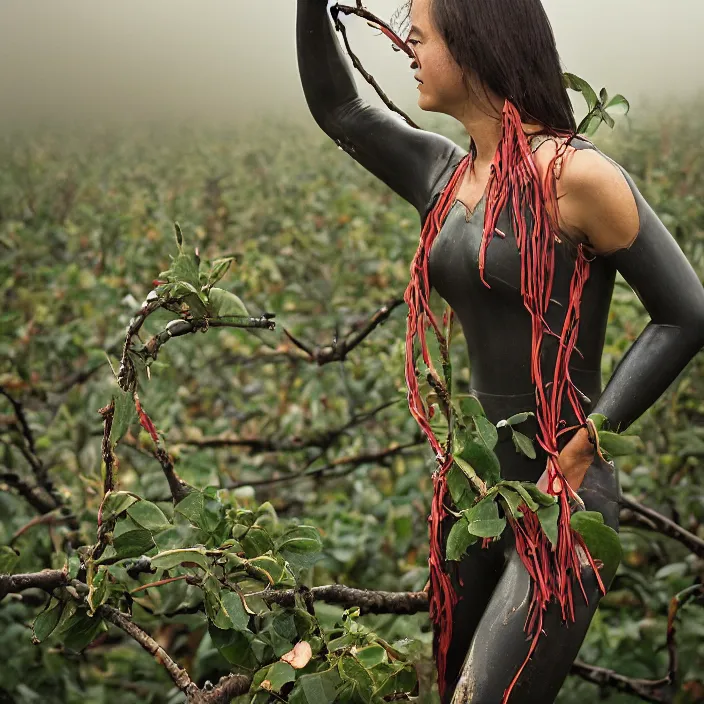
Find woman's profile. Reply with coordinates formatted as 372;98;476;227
296;0;704;701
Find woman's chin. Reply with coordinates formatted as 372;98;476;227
417;91;434;111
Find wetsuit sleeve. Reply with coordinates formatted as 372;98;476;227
296;0;464;220
589;164;704;432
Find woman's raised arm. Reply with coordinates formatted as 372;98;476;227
296;0;463;220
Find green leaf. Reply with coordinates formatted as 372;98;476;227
210;625;262;669
605;94;630;117
220;590;250;630
375;664;418;698
112;517;155;559
264;661;296;693
459;439;501;486
289;667;341;704
174;222;184;249
175;490;206;526
537;502;560;547
127;500;170;533
497;411;534;427
58;610;107;652
497;486;524;519
474;415;498;450
248;555;291;586
0;545;20;573
101;491;139;522
150;547;209;571
208;288;249;317
446;517;479;561
277;526;324;575
276;526;322;555
110;389;136;448
499;481;540;512
446;462;476;510
463;497;506;538
459;395;485;419
33;599;65;643
563;72;598;112
170;251;200;289
338;655;375;702
207;257;234;288
511;430;537;459
355;644;388;669
571;511;622;588
598;431;643;457
242;526;275;558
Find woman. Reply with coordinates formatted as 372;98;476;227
296;0;704;701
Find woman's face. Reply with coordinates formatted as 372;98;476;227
407;0;470;115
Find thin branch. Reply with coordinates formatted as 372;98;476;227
154;446;192;504
175;399;401;454
248;584;429;615
330;5;418;129
0;386;60;505
666;584;703;686
0;470;58;514
620;495;704;559
140;315;276;364
97;603;194;694
282;296;405;365
570;660;671;703
92;401;116;562
0;569;68;600
227;439;423;489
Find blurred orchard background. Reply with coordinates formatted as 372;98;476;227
0;1;702;703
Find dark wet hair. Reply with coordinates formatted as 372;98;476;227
393;0;576;147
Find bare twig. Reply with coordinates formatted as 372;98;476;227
154;446;192;504
0;470;58;514
0;569;68;600
174;399;401;453
570;660;671;703
227;439;423;489
666;584;703;686
97;603;194;693
248;584;429;615
140;315;276;364
92;401;116;562
620;495;704;559
0;386;61;506
283;296;405;365
330;5;419;128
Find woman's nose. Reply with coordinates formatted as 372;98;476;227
410;58;419;70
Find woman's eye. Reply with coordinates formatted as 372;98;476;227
407;39;420;46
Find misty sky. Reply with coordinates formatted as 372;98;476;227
0;0;702;127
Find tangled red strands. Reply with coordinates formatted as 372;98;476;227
403;99;605;703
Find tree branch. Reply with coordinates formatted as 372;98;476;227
620;495;704;559
227;440;423;489
0;385;61;507
0;470;58;514
0;569;68;600
570;660;671;703
97;604;194;693
282;296;405;365
330;5;418;129
154;446;192;504
248;584;429;615
174;399;401;453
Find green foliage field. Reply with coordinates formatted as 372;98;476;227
0;97;702;703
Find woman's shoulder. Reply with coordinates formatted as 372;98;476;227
533;134;641;256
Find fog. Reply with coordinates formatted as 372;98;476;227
0;0;702;128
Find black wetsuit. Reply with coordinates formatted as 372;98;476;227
296;2;704;701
